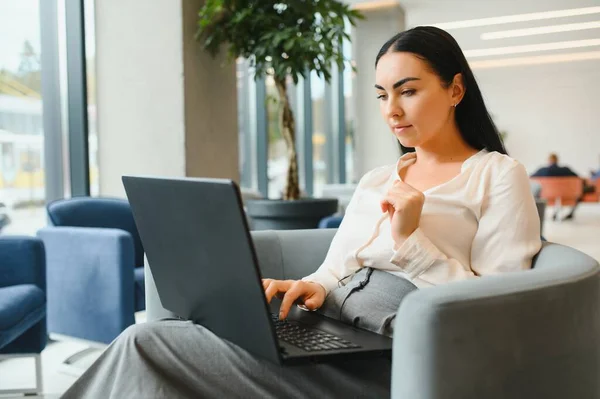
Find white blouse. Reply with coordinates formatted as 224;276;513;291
303;150;542;294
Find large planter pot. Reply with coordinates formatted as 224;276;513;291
245;198;339;230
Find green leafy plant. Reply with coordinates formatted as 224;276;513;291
197;0;363;200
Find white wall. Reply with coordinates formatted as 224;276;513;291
405;0;600;176
95;0;186;197
352;5;406;180
94;0;239;197
181;0;239;181
475;60;600;176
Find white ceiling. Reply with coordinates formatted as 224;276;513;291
346;0;598;17
345;0;600;66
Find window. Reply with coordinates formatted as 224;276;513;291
311;71;328;196
266;75;288;199
236;48;353;198
85;0;99;196
0;0;46;235
343;20;356;184
237;59;257;191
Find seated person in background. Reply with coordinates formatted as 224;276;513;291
531;153;578;178
531;153;595;220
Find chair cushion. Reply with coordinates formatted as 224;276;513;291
318;215;343;229
134;267;145;312
0;285;45;349
47;197;145;267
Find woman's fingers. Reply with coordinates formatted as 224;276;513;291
264;280;291;304
381;195;402;211
262;279;273;290
279;282;305;320
263;280;325;319
379;199;390;213
381;185;411;210
381;182;424;214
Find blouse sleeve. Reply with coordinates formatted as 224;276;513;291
389;163;542;283
301;169;383;294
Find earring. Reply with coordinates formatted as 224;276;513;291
453;103;458;108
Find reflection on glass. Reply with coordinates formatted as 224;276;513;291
312;70;327;196
237;58;257;191
0;0;46;235
343;19;355;184
85;0;99;196
266;75;288;199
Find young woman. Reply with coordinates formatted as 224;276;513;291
63;26;541;398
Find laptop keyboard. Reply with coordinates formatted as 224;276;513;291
271;313;361;352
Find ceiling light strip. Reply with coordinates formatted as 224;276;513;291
352;1;399;11
482;21;600;40
433;6;600;30
464;38;600;58
469;50;600;69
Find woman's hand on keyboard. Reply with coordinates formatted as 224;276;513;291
262;279;326;320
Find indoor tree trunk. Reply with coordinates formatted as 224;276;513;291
274;77;300;200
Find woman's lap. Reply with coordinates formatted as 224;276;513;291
64;319;392;399
63;269;416;398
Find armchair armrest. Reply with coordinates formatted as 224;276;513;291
252;229;336;280
391;243;600;399
0;236;45;290
37;227;136;344
145;229;336;322
0;236;47;354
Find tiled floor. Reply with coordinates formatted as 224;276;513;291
542;203;600;262
0;340;101;398
0;314;145;398
1;203;599;398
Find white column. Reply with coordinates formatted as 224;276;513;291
352;4;405;180
95;0;238;197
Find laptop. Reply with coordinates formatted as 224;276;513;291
122;176;393;365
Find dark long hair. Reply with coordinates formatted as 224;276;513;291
375;26;507;155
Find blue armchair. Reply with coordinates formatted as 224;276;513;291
318;215;343;229
37;197;144;344
0;236;46;395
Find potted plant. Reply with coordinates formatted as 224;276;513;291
196;0;363;229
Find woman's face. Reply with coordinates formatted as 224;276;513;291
375;51;459;149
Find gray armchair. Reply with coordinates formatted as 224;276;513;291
145;229;600;399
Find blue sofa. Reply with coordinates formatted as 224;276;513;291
37;197;144;344
0;236;47;395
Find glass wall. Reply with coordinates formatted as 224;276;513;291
311;71;328;196
237;58;257;192
266;75;287;199
343;20;356;184
85;0;99;196
236;66;352;199
0;0;46;235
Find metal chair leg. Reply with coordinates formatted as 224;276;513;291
49;334;106;378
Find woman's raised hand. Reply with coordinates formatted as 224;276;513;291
380;180;425;249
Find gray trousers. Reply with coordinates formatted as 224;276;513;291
62;269;417;399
